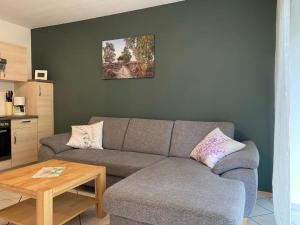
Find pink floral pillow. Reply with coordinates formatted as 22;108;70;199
190;128;246;168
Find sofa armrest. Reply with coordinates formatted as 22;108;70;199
212;140;259;175
38;145;56;161
221;168;258;217
40;133;73;153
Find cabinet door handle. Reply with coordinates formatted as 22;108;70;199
0;62;6;78
3;62;6;77
21;120;31;123
14;134;16;144
39;86;42;96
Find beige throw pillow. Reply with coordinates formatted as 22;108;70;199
190;128;245;168
67;122;103;150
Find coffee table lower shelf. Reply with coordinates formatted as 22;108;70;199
0;192;95;225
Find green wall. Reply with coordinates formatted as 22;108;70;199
31;0;276;191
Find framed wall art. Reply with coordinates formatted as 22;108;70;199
102;34;155;80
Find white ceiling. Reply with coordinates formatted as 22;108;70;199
0;0;184;29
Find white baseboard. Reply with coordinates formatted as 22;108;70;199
257;191;272;198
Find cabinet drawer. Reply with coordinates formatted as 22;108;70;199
11;118;37;129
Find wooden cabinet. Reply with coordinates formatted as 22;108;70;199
11;119;38;167
0;41;28;82
15;81;54;143
0;160;11;171
36;82;54;142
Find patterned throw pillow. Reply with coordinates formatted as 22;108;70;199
190;128;245;168
67;122;103;150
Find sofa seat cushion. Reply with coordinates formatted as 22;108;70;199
104;157;245;225
96;152;166;177
55;149;120;165
55;150;165;178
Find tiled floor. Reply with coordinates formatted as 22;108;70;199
0;188;276;225
249;194;275;225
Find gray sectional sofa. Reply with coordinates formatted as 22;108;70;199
39;116;259;225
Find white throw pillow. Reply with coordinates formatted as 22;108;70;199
190;128;246;168
67;122;103;150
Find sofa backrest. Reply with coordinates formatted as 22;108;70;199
89;116;235;158
122;118;174;156
89;116;129;150
169;120;235;158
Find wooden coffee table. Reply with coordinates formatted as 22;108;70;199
0;159;106;225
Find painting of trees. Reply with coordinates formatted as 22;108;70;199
102;34;155;79
125;35;154;75
102;42;116;63
125;36;154;63
121;47;132;63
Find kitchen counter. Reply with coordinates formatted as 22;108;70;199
0;115;38;121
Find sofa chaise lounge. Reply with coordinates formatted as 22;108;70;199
39;116;259;225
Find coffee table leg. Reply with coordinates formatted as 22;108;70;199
37;190;53;225
95;170;106;218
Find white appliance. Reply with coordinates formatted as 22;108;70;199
0;91;6;116
13;97;26;116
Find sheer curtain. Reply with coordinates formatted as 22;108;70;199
290;0;300;222
273;0;291;224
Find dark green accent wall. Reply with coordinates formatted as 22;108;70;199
31;0;276;191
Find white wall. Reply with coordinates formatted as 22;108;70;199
290;0;300;205
0;19;31;91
